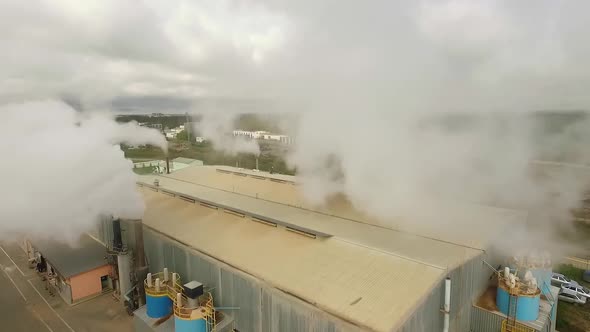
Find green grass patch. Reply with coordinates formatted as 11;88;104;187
133;166;157;175
555;264;590;287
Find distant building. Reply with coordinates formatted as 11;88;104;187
233;130;294;144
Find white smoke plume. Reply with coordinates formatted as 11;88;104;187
0;100;167;243
194;111;260;155
4;0;590;256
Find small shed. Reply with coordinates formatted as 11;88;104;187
33;234;112;304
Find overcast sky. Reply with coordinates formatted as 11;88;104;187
2;0;590;112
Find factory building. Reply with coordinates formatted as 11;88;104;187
104;165;556;332
25;234;112;304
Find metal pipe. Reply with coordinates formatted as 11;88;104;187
163;268;169;282
172;273;177;285
443;277;451;332
147;273;152;288
155;278;161;292
134;219;148;306
176;293;182;308
124;285;137;303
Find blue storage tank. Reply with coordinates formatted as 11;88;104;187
174;315;206;332
496;283;540;321
146;293;173;318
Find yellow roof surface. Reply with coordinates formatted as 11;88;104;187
141;188;444;332
138;165;524;331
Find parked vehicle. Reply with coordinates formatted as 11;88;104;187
551;273;572;286
561;281;590;299
558;291;587;305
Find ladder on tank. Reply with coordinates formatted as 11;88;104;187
506;291;518;332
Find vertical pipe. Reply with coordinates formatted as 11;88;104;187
155;278;161;292
117;254;132;302
166;158;170;174
134;219;148;306
176;293;182;308
443;277;451;332
172;273;177;286
147;273;152;288
163;268;169;282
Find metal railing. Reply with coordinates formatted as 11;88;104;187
144;272;182;297
144;271;217;332
501;319;534;332
173;292;217;332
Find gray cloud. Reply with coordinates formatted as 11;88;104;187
2;0;590;110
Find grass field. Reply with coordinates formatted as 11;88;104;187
133;166;156;175
555;264;590;332
124;140;295;175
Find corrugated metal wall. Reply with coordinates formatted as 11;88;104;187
398;252;500;332
101;217;508;332
143;227;362;332
470;306;503;332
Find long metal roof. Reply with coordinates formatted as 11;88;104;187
140;188;445;332
137;165;523;331
145;165;525;250
139;176;486;269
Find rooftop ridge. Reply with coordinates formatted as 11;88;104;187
140;174;486;253
138;175;484;270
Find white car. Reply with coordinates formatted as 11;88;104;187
551;273;572;286
561;282;590;299
558;291;587;305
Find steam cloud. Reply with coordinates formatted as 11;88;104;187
194;111;260;155
5;1;590;254
0;100;167;242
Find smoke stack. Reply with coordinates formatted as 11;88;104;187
112;218;123;252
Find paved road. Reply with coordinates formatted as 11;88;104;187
0;242;133;332
0;243;72;331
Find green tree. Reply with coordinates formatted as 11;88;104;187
175;130;188;141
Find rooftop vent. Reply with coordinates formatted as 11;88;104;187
224;209;245;218
178;195;196;203
285;226;317;239
251;217;277;227
200;201;219;210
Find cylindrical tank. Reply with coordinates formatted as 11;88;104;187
146;293;173;318
174;316;206;332
496;283;540;321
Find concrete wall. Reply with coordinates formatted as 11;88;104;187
69;265;112;302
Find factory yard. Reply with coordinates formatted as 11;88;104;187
0;242;133;332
